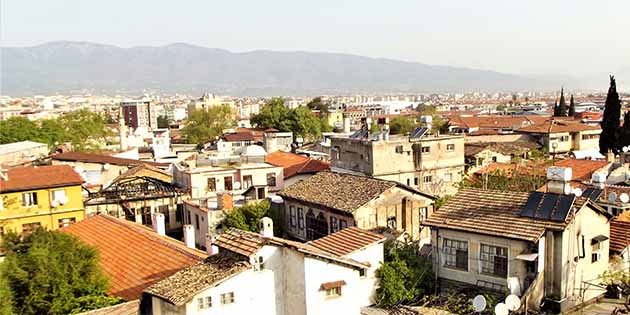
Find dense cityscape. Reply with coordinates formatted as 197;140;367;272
2;1;630;315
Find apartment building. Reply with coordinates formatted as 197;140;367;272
516;119;601;155
121;98;158;130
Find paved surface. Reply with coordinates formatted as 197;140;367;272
567;298;625;315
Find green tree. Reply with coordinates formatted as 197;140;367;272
389;117;417;135
289;106;323;141
369;121;380;133
182;105;234;144
568;94;576;117
553;101;559;117
0;268;14;315
557;87;568;117
251;98;292;131
222;200;283;235
0;117;41;144
157;115;171;129
496;104;506;112
0;229;121;315
306;97;330;117
60;109;112;151
600;75;621;155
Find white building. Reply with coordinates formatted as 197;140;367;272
144;222;385;315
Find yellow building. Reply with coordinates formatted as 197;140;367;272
0;165;85;235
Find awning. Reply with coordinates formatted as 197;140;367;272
592;235;609;244
516;253;539;261
320;280;347;290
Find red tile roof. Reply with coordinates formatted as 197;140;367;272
0;165;84;193
553;159;610;181
610;220;630;253
52;152;169;168
266;151;330;178
222;132;255;142
78;300;139;315
308;227;385;256
447;115;548;130
516;119;601;133
476;159;609;182
62;215;205;301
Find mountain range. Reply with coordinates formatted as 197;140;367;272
0;41;618;96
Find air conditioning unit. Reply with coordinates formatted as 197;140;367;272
59;195;68;205
51;200;60;208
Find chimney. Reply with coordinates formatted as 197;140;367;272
205;234;219;256
152;212;166;235
258;217;274;238
343;114;351;133
546;166;572;194
607;149;616;163
218;192;234;211
183;224;196;249
592;172;607;189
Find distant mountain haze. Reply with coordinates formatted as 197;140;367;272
0;41;602;96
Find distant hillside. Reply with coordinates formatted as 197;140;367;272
1;41;551;96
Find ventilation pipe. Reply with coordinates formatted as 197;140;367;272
152;212;166;236
183;224;196;249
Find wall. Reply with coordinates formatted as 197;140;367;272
346;243;383;304
0;144;49;167
283;199;355;241
465;133;534;144
575;129;601;151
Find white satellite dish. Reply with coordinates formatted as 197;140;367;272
472;295;487;313
233;181;242;190
103;163;111;171
624;146;629;153
620;193;630;204
609;192;618;203
495;303;509;315
505;294;521;311
572;187;583;197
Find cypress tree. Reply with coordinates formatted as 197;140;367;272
558;87;568;116
568;94;576;117
600;75;621;154
553;101;559;117
621;111;630;149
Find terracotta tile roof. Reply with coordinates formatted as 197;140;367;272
278;172;397;213
516;119;601;133
266;151;330;179
78;300;139;315
610;219;630;253
113;164;172;183
52;152;169;168
62;215;206;301
0;165;84;193
423;188;597;242
447;115;548;129
464;142;539;157
553;159;610;181
475;159;609;182
308;227;386;256
144;252;250;306
222;132;255;142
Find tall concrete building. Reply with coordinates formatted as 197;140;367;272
121;98;157;131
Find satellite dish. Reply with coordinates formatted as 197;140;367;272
609;192;618;203
620;193;630;204
505;294;521;311
233;182;242;190
624;146;629;153
495;303;509;315
472;295;487;313
103;163;111;170
572;187;583;197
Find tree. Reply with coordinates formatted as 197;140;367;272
157;115;171;129
306;97;330;117
600;75;621;155
557;87;567;117
375;237;434;307
251;98;324;141
389;116;417;135
250;98;292;131
568;94;576;117
289;106;323;141
0;117;41;144
553;101;559;117
0;269;14;315
182;105;234;144
222;200;283;235
496;104;506;112
0;229;121;315
60;109;112;151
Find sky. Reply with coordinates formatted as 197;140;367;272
2;0;629;77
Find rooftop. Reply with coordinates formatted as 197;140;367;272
610;219;630;253
516;119;601;133
0;165;84;193
78;300;140;315
476;159;609;182
52;152;169;168
308;227;386;256
62;214;206;300
223;132;255;142
464;142;539;157
265;151;330;179
423;188;600;242
0;140;47;155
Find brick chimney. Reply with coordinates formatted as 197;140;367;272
218;192;234;211
205;234;219;256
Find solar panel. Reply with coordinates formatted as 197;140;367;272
520;191;544;218
582;188;594;199
350;129;368;139
410;127;429;139
551;194;576;222
588;189;603;201
537;194;560;220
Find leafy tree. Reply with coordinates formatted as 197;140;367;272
222;200;282;235
306;97;330;117
157;115;171;129
416;104;437;115
0;117;41;144
0;229;121;315
289;106;323;141
460;169;547;192
182;105;234;144
553;101;559;117
375;237;434;307
369;121;380;133
496;104;506;112
621;111;630;149
251;98;324;141
600;75;621;155
0;268;14;315
568;94;576;117
557;87;567;117
60;109;112;151
389;116;418;135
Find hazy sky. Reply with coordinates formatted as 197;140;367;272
2;0;629;76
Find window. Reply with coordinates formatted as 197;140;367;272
267;173;277;187
419;207;428;222
195;214;200;229
446;144;455;151
443;239;468;270
443;173;453;182
330;217;339;233
298;208;305;229
58;217;76;228
423;175;432;183
207;178;216;192
421;146;430;154
243;175;253;189
359;268;367;278
560;135;569;142
176;204;183;223
253;256;264;271
186;209;192;225
224;176;233;191
395;145;404;153
406;179;410;185
205;296;212;308
325;287;342;297
492;156;498;162
480;244;508;277
289;206;296;227
21;222;41;235
159;205;170;224
592;242;602;263
197;298;204;311
22;192;38;207
387;217;397;230
414;177;419;186
339;219;347;230
582;134;599;140
221;292;235;305
51;189;67;206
